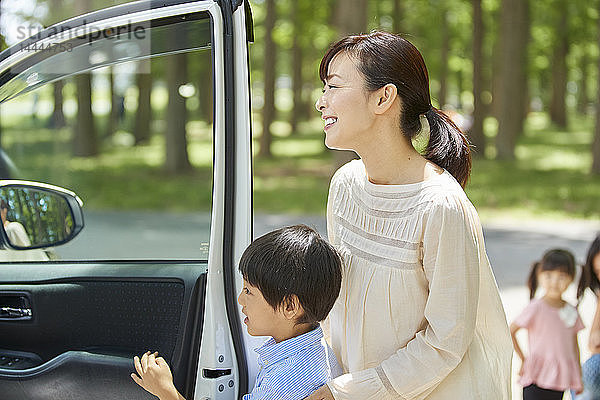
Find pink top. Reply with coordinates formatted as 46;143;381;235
513;298;584;392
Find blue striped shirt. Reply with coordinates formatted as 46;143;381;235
243;326;342;400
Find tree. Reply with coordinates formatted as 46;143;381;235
49;81;66;129
73;73;98;156
578;50;590;115
258;0;276;158
72;0;98;157
47;0;66;130
591;3;600;174
438;8;449;109
393;0;404;33
331;0;368;168
290;0;304;135
134;60;152;145
105;67;120;138
334;0;368;35
549;0;568;128
470;0;486;156
165;52;192;173
495;0;529;160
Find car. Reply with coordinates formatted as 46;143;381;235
0;1;260;399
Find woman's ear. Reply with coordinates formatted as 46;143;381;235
372;83;398;115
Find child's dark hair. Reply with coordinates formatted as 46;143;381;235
527;248;576;299
238;225;342;325
577;235;600;300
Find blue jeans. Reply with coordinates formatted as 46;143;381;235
577;354;600;400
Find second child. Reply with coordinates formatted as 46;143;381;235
511;249;584;400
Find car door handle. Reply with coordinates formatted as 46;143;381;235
0;307;32;318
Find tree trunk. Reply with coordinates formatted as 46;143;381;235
73;74;98;156
495;0;529;160
259;0;276;158
290;0;303;135
50;81;66;128
591;3;600;174
438;9;449;109
334;0;368;35
134;61;152;145
578;51;589;115
106;67;119;138
393;0;403;33
197;52;213;124
549;3;568;128
165;52;192;173
72;0;97;157
471;0;486;157
456;68;463;110
331;0;368;168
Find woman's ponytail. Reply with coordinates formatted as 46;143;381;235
527;262;540;300
424;107;472;188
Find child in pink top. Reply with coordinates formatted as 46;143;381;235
511;249;584;400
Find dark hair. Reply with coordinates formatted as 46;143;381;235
527;248;576;300
238;225;342;325
319;31;471;187
0;200;7;211
577;235;600;300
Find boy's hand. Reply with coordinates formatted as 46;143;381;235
131;351;179;400
303;384;334;400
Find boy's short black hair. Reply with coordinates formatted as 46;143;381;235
238;225;342;325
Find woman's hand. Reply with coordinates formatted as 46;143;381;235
589;329;600;354
518;362;524;377
304;384;335;400
131;351;180;400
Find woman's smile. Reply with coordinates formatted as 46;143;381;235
323;116;338;131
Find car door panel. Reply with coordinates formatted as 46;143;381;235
0;263;207;399
0;0;254;399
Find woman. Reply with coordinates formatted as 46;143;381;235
306;32;512;399
576;235;600;399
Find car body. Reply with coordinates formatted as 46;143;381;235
0;1;261;399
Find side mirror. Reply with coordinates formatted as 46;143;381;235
0;181;84;250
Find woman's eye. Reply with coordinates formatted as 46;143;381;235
244;288;250;295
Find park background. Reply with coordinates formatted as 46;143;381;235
1;0;600;398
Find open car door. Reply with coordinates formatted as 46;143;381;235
0;1;253;399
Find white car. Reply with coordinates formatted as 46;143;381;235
0;1;262;399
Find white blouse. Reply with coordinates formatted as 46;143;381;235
324;160;512;400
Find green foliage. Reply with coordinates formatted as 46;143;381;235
2;0;600;221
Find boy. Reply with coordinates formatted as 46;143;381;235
131;225;343;400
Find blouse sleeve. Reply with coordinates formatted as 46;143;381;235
575;312;585;332
327;196;482;400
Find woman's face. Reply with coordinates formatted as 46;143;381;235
315;52;376;151
593;253;600;279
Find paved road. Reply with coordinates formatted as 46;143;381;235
56;210;600;290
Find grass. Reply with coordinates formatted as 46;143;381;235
1;108;599;221
467;113;600;220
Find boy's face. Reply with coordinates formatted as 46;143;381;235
237;279;288;340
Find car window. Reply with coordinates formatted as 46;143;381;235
0;10;214;261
